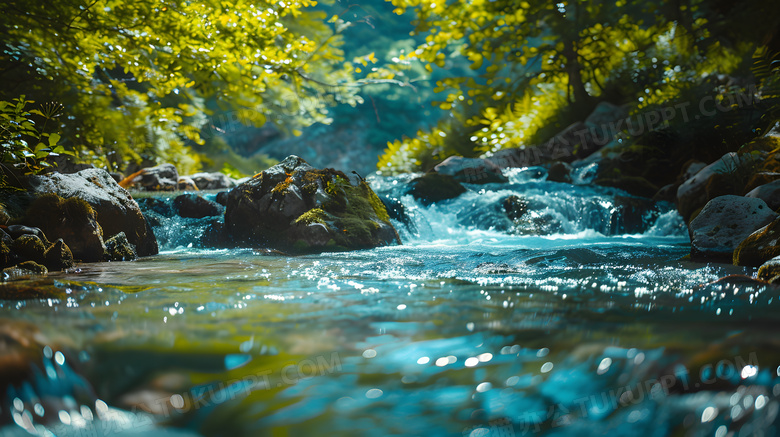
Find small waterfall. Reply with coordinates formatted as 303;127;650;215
369;167;686;245
136;192;225;251
137;170;687;251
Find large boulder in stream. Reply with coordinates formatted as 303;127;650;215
689;195;777;262
26;168;158;256
224;156;399;252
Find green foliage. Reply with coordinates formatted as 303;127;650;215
378;0;780;173
1;0;360;173
0;96;72;174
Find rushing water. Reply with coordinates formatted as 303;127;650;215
1;167;779;437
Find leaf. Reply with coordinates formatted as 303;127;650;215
48;132;60;147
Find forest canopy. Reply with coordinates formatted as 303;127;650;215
1;0;779;176
1;0;362;174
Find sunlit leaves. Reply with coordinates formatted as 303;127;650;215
0;0;358;172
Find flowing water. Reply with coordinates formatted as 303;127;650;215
1;167;779;437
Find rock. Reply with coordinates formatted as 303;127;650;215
0;228;11;246
215;191;229;206
11;234;47;265
744;172;780;193
757;255;780;282
0;204;9;225
406;173;466;205
733;216;780;266
173;194;222;219
503;195;528;220
188;172;236;190
745;180;780;210
225;155;399;252
653;183;677;202
0;238;10;268
136;197;174;217
27;168;158;256
5;260;48;276
547;162;573;183
612;195;661;234
119;163;179;191
380;196;416;234
43;239;74;270
109;172;123;183
5;225;50;246
23;194;106;262
433;156;508;184
677;153;760;221
689;195;777;262
105;232;137;261
177;176;199;191
681;161;708;183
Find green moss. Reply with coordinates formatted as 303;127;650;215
271;175;293;194
14;260;47;275
23;194;96;246
294;208;328;226
364;183;391;223
62;196;96;222
11;235;46;264
0;239;11;268
0;203;9;226
105;232;137;261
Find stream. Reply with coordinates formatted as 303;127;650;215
1;166;779;436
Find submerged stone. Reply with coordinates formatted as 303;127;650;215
225;156;399;252
406;173;466;205
173;194;222;219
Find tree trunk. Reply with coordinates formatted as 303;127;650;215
563;37;590;106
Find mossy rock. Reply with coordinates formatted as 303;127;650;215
105;232;138;261
11;234;46;265
744;172;780;194
757;256;780;282
733;216;780;267
23;194;105;262
44;239;74;271
2;261;48;280
0;204;9;226
225;156;399;252
0;239;11;269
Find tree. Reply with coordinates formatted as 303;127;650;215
0;0;360;173
378;0;780;173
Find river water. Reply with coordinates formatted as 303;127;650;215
1;167;779;436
